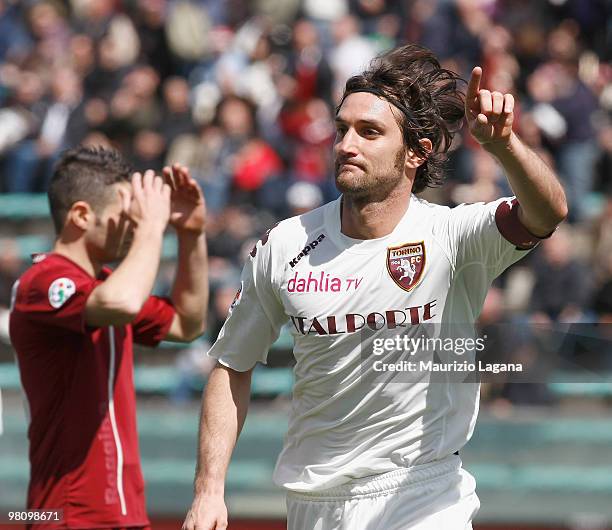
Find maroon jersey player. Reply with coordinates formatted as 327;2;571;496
10;146;208;529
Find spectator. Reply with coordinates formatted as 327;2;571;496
1;70;48;192
329;14;376;99
0;238;22;342
529;227;592;324
286;180;323;215
0;1;32;62
161;76;195;145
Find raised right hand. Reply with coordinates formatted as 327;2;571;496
126;169;171;232
182;494;228;530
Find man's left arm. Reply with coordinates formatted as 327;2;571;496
165;164;208;342
465;66;568;236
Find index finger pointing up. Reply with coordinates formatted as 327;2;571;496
466;66;482;102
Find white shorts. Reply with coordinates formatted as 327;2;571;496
286;455;479;530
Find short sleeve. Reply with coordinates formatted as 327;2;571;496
437;197;547;320
446;197;541;281
132;296;176;346
14;265;99;334
208;231;288;372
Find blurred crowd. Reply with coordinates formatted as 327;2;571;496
0;0;610;404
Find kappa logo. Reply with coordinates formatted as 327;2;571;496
48;277;76;308
387;242;426;292
289;234;326;268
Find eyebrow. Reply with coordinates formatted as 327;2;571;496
334;117;386;128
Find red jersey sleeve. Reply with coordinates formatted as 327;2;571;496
14;261;99;334
132;296;176;346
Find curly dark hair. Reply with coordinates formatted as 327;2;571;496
338;44;466;194
48;145;132;234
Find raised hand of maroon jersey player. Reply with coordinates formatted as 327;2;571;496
163;163;206;234
123;169;172;232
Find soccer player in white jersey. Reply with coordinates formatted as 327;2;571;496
183;44;567;530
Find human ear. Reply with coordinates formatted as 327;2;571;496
67;201;94;231
405;138;433;169
117;185;132;216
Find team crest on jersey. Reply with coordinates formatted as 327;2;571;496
387;242;426;292
48;277;76;308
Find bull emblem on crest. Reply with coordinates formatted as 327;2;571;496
397;259;417;283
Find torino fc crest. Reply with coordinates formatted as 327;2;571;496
387;242;426;292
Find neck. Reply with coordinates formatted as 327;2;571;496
53;237;100;277
341;184;412;239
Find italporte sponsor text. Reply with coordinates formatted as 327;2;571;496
289;300;437;335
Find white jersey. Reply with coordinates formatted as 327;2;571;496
209;194;535;492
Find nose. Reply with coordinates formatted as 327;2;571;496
334;127;359;158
